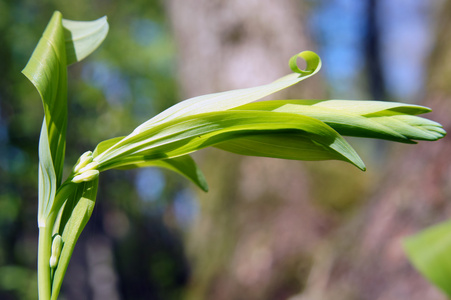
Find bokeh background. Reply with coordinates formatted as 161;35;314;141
1;0;451;299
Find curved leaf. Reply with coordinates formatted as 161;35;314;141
132;51;322;133
22;11;109;221
214;133;351;162
23;11;68;188
93;110;365;172
63;16;109;65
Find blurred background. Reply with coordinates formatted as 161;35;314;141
1;0;450;299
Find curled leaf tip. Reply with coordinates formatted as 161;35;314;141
62;14;109;65
289;50;322;76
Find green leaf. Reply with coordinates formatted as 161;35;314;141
235;100;446;143
50;179;99;300
63;16;109;65
22;11;109;222
93;136;125;157
215;132;353;162
93;110;365;172
133;51;322;133
37;121;57;226
404;220;451;297
23;11;68;189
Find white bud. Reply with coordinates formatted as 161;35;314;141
73;151;94;173
72;169;100;183
50;235;63;269
78;161;99;174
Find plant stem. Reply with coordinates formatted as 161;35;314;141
38;225;52;300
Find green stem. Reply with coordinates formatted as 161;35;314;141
38;204;61;300
38;225;52;300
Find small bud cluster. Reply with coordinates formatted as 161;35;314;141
72;151;100;183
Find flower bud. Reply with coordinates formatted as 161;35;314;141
73;151;94;173
72;169;100;183
78;161;99;174
50;235;63;269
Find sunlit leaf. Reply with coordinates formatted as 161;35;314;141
404;219;451;297
235;100;446;143
63;16;109;65
23;11;68;189
93;136;125;157
93;110;365;172
23;11;109;221
215;132;352;162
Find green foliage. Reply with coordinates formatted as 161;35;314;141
51;179;98;299
404;219;451;297
235;100;445;143
22;11;108;300
22;11;446;300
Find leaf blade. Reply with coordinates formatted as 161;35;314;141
94;110;365;172
22;11;68;186
235;100;446;143
51;179;99;300
62;16;109;65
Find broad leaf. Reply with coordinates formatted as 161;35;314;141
23;11;68;189
404;220;451;297
235;100;446;143
215;132;353;162
23;11;109;222
132;51;322;133
93;110;365;172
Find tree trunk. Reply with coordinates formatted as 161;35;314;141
165;1;334;299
